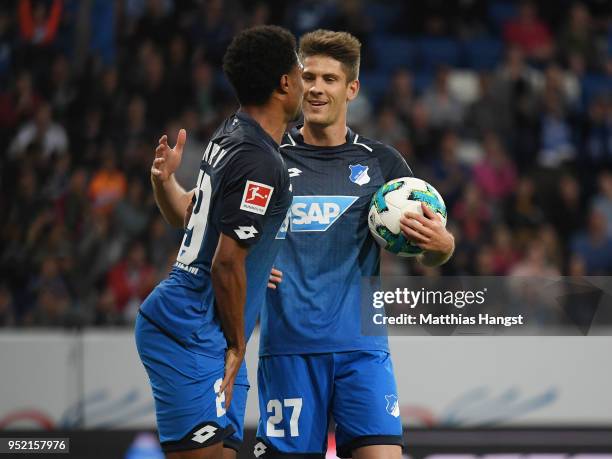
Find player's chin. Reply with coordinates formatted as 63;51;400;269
303;112;331;127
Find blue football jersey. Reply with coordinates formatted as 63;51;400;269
140;112;292;358
259;126;412;356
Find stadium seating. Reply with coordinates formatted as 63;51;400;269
464;38;504;71
416;37;462;69
369;36;416;73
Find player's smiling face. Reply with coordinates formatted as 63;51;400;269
301;55;359;128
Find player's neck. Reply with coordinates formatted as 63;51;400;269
301;121;347;147
241;105;287;146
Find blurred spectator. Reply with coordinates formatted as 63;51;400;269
57;167;89;236
490;225;520;275
0;70;42;130
77;212;127;291
106;241;155;319
166;34;191;108
94;67;125;134
8;102;68;158
452;183;492;243
192;60;218;126
472;132;518;202
538;224;564;272
147;215;179;272
0;283;16;326
421;66;464;130
132;0;175;48
547;173;585;244
0;8;15;82
383;69;414;122
591;171;612;237
42;152;70;200
510;240;560;277
558;2;598;70
368;106;408;148
465;72;513;141
46;54;77;119
18;0;62;47
7;167;45;232
25;287;70;326
190;0;232;65
571;208;612;274
503;1;554;61
121;95;151;166
284;0;334;37
141;49;174;131
581;96;612;164
407;100;435;161
114;179;150;238
346;90;373;133
88;145;127;214
542;63;580;113
25;275;83;327
427;130;470;210
493;46;541;167
474;244;496;275
505;176;546;245
92;287;124;326
328;0;372;51
538;91;576;168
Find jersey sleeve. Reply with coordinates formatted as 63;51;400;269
218;145;283;246
377;145;414;181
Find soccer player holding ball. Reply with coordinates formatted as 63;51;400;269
256;30;454;459
135;26;302;459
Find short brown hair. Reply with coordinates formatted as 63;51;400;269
299;30;361;82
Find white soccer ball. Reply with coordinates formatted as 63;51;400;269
368;177;447;257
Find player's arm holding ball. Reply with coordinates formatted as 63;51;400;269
150;128;196;227
377;147;455;267
401;203;455;267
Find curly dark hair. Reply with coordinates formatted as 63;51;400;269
222;25;298;106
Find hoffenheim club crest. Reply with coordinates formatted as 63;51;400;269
385;394;400;418
349;164;370;186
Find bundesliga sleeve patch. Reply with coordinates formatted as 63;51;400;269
240;180;274;215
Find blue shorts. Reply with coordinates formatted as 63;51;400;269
255;351;403;458
134;312;249;453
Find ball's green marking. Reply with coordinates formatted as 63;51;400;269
376;225;422;256
372;180;404;214
408;185;447;220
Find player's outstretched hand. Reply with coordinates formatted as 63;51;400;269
218;346;245;409
151;128;186;182
268;268;283;289
400;202;454;255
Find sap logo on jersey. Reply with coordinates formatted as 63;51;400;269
277;196;358;237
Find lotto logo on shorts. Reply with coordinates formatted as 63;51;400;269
241;180;274;215
253;441;267;457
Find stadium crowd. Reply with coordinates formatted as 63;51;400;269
1;0;612;327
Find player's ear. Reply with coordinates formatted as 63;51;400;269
347;79;359;102
277;74;290;96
